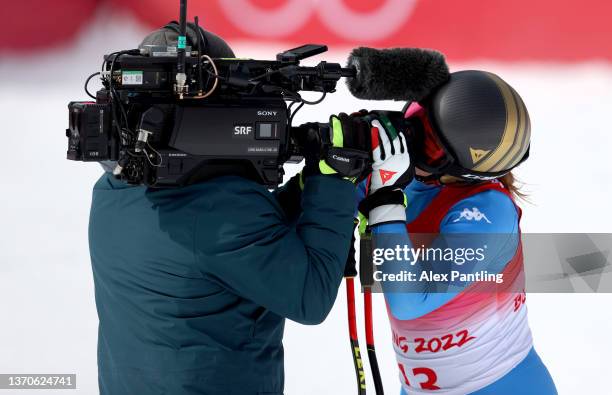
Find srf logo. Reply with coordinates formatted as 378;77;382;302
233;124;253;136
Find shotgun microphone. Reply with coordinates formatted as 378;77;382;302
347;47;450;102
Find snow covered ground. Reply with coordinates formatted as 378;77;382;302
1;10;611;394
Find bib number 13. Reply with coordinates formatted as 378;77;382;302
398;364;441;390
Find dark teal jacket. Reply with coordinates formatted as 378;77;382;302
89;173;355;395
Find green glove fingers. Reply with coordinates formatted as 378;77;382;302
318;115;345;175
330;115;345;148
376;113;399;140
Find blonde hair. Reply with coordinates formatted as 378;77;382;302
499;172;529;202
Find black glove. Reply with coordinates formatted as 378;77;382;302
295;113;372;182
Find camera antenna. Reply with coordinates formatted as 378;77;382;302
194;16;204;95
175;0;188;98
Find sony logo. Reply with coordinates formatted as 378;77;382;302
332;154;350;163
257;110;277;116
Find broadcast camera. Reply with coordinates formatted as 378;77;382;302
66;1;360;187
66;0;451;188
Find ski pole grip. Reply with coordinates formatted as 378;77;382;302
359;233;374;287
343;219;359;277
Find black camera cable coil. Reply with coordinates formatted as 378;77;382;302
84;72;100;99
287;91;326;129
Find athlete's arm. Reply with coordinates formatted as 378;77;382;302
376;190;520;320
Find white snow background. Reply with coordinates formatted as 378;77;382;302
0;9;611;395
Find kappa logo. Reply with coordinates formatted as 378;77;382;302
379;169;397;184
453;207;492;223
469;147;491;164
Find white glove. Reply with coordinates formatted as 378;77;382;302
360;112;413;226
369;118;412;193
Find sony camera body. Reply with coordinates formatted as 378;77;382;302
67;41;357;187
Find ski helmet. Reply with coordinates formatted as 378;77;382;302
409;70;531;181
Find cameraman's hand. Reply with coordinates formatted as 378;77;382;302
359;111;414;226
299;113;371;183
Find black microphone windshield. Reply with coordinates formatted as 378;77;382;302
347;47;450;102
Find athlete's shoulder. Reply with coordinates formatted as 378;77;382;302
442;189;519;234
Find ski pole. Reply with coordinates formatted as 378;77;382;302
364;288;384;394
360;229;384;394
345;219;366;395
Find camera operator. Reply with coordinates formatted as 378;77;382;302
88;24;375;395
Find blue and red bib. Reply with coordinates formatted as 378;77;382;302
378;180;533;395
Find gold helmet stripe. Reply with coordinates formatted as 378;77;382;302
493;86;530;171
473;73;520;172
491;86;528;171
